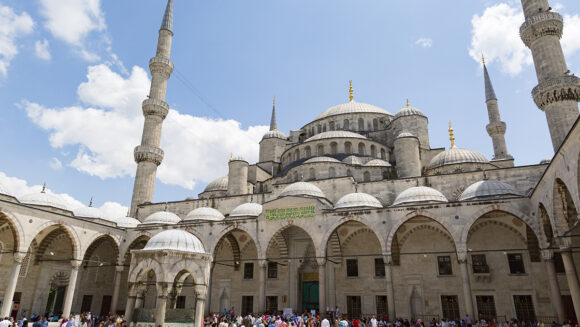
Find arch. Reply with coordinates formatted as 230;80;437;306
317;144;324;156
539;202;554;244
398;224;455;249
358;118;364;131
320;217;387;256
370;145;376;158
358;142;366;156
82;234;121;266
31;223;81;263
345;142;352;154
343;119;350;131
128;258;164;283
168;261;207;287
323;124;327;132
317;125;322;134
294;149;300;161
329;121;335;131
211;226;261;264
373;118;379;130
0;209;24;253
466;219;526;245
553;178;578;232
363;171;371;182
330;142;338;155
305;146;311;158
380;148;386;160
266;232;289;259
266;224;321;259
124;234;151;264
346;169;353;177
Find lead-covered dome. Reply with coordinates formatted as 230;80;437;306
364;159;391;167
73;206;107;220
230;203;263;217
20;190;68;210
428;148;488;170
314;101;391;120
185;207;224;221
304;157;341;164
143;211;181;224
116;216;141;228
458;180;523;201
279;182;325;198
335;192;383;209
262;129;288;140
395;106;426;119
204;176;228;192
305;131;366;142
144;230;205;253
392;186;448;206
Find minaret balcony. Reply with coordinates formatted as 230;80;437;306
134;145;164;166
520;11;563;47
142;98;169;119
486;121;506;136
149;56;174;76
532;75;580;110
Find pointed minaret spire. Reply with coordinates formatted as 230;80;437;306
482;57;512;163
89;197;93;207
270;96;277;131
160;0;173;33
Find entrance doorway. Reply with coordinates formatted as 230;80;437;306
301;282;319;312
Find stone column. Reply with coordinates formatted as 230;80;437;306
124;284;137;324
317;258;327;318
561;250;580;319
258;260;267;313
383;255;396;320
0;253;25;318
110;266;124;314
205;263;214;316
458;255;474;317
543;250;566;322
195;286;208;327
155;283;169;327
62;261;81;318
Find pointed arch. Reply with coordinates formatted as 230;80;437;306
539;202;554;244
31;223;80;263
82;234;121;267
124;234;151;265
553;178;578;232
0;209;24;253
320;216;386;256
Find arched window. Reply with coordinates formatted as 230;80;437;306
373;119;379;130
358;143;366;156
381;148;386;160
294;149;300;161
346;169;353;177
329;121;335;131
343;119;350;130
309;168;316;180
330;142;338;155
358;118;364;131
345;142;352;154
305;146;312;157
317;144;324;156
323;124;327;132
329;167;336;178
364;171;371;182
371;145;376;158
317;125;322;133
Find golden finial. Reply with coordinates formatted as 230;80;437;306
481;53;486;65
349;80;353;102
406;99;410;108
448;121;456;149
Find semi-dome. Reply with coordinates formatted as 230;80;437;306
304;156;341;164
428;148;488;170
185;207;224;221
395;106;426;119
20;190;68;210
343;156;363;165
262;129;288;140
305;131;367;142
116;216;141;228
335;192;383;209
314;101;391;120
458;180;523;201
364;159;392;167
392;186;448;206
144;230;205;253
204;176;228;192
279;182;325;198
230;203;263;217
73;205;106;220
143;211;181;224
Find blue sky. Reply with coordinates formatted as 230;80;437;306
0;0;579;216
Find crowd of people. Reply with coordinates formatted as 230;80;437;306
0;313;131;327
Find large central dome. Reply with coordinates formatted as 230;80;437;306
314;101;391;120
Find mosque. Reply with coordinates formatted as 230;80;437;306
2;0;580;326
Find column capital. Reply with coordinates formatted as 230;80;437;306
13;252;27;263
258;260;268;268
115;265;125;273
456;250;469;263
542;249;555;261
316;258;327;267
71;260;82;269
194;285;208;299
382;254;392;265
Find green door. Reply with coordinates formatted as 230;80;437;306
302;281;319;312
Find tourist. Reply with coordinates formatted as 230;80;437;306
0;317;12;327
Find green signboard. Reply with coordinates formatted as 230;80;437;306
265;206;316;221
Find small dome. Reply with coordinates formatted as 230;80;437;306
393;186;448;206
144;230;205;253
335;192;383;209
73;206;106;220
20;190;68;210
304;156;341;164
540;158;552;165
314;101;391;120
116;216;141;228
395;106;426;119
185;207;224;221
396;132;416;139
364;159;392;167
143;211;181;224
343;156;363;165
262;129;288;140
279;182;325;198
230;203;263;217
305;131;367;143
458;180;523;201
204;176;228;192
428;148;488;170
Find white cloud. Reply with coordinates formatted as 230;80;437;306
0;171;127;216
562;14;580;57
415;38;433;48
22;64;269;190
35;39;51;61
0;6;35;76
469;3;532;76
49;157;63;170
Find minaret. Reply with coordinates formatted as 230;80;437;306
482;56;512;161
130;0;174;217
520;0;580;151
270;96;277;131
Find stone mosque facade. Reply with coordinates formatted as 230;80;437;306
3;0;580;326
